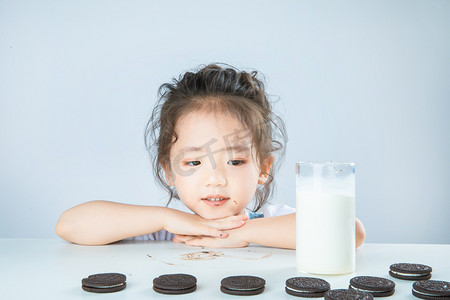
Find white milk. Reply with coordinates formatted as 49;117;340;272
296;192;355;275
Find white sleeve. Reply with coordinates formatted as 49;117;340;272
123;230;175;241
262;203;296;218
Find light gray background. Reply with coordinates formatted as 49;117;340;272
1;0;449;243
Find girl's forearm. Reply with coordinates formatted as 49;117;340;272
239;213;366;250
55;200;168;245
240;213;296;249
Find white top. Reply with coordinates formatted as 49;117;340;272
258;203;296;217
126;203;296;241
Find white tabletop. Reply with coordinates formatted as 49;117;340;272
1;239;449;299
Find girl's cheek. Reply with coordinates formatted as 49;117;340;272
173;163;201;178
179;169;202;182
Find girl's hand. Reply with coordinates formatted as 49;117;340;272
173;227;249;248
163;209;248;238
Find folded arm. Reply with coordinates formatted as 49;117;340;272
176;213;295;249
175;213;366;249
55;200;246;245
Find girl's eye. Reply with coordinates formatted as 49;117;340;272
186;161;201;166
227;160;245;166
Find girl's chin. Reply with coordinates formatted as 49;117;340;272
198;213;230;220
197;209;245;220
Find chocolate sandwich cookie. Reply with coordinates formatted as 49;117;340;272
389;263;432;281
220;275;266;296
285;277;330;298
325;289;374;300
349;276;395;297
153;273;197;295
81;273;127;293
412;280;450;300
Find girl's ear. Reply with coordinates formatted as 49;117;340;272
161;163;175;186
258;154;274;185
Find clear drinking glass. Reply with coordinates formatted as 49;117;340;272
296;161;355;275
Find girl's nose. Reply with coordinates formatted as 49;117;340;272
204;164;227;187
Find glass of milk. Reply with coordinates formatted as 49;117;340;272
296;161;355;275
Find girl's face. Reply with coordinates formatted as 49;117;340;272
164;110;272;220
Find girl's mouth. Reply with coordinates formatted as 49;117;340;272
201;196;230;207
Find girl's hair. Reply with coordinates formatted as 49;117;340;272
144;63;287;212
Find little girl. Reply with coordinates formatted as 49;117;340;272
56;64;366;249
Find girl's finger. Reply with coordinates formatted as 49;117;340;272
186;237;216;248
200;226;229;238
173;235;183;243
209;215;248;230
173;234;198;242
